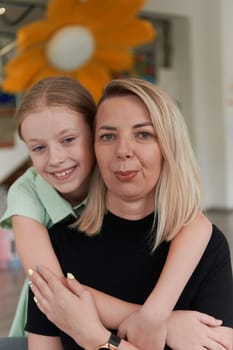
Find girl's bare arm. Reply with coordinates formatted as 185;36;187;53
13;215;137;328
28;266;228;350
117;212;212;350
12;216;63;276
28;333;63;350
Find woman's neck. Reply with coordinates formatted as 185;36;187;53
106;193;155;220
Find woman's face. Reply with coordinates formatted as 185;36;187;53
21;106;94;205
95;95;163;212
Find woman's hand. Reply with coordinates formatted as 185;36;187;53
167;310;232;350
28;266;110;350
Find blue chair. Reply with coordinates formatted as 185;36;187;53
0;337;27;350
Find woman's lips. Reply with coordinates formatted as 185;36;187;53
114;170;138;181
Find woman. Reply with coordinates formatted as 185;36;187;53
2;76;213;348
26;78;233;350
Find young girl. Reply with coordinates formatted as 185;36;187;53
1;76;213;349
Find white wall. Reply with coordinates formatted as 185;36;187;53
144;0;233;209
0;135;28;182
221;0;233;207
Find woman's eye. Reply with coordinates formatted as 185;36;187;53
31;145;45;152
100;134;115;141
63;136;75;144
137;131;153;139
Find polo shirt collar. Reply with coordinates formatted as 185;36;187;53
35;174;85;225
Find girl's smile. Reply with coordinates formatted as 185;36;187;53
21;106;94;204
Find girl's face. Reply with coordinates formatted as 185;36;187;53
95;95;163;214
21;106;94;205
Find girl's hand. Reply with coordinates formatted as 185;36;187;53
28;266;110;350
167;310;232;350
117;306;167;350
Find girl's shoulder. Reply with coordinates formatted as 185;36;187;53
0;167;48;226
9;166;38;191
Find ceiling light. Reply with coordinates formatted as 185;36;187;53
0;7;6;15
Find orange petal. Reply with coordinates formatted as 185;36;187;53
47;0;77;19
76;62;110;102
17;20;59;52
4;47;44;73
2;50;47;93
31;67;72;86
90;0;147;31
3;74;45;94
94;50;133;71
96;19;156;49
19;15;97;52
69;0;112;25
2;75;31;94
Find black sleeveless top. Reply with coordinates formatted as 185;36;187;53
26;212;233;349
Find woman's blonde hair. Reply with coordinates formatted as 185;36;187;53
77;77;202;250
15;76;96;139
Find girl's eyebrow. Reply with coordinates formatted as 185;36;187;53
58;128;79;135
25;137;42;143
26;128;78;142
97;122;153;131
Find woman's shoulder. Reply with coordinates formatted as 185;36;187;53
201;223;232;272
208;224;231;253
179;223;233;327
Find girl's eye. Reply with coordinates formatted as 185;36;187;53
31;145;45;152
63;136;75;144
100;134;116;141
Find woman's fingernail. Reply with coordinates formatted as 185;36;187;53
33;296;38;304
28;281;33;288
67;272;75;280
28;268;34;276
36;265;40;272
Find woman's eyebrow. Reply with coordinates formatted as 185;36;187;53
97;122;153;131
97;125;117;131
133;122;153;129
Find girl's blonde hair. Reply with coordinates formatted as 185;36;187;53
77;78;202;250
15;76;96;139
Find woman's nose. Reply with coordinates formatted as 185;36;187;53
116;138;133;159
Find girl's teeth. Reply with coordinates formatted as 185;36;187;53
55;168;72;177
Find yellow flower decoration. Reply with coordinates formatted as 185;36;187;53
2;0;156;101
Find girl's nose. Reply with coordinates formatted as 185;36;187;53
48;145;66;165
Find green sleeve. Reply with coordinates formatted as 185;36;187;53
8;279;28;337
0;170;47;228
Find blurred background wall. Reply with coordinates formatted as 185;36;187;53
0;0;233;210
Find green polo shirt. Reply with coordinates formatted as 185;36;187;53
1;167;85;228
0;167;86;337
